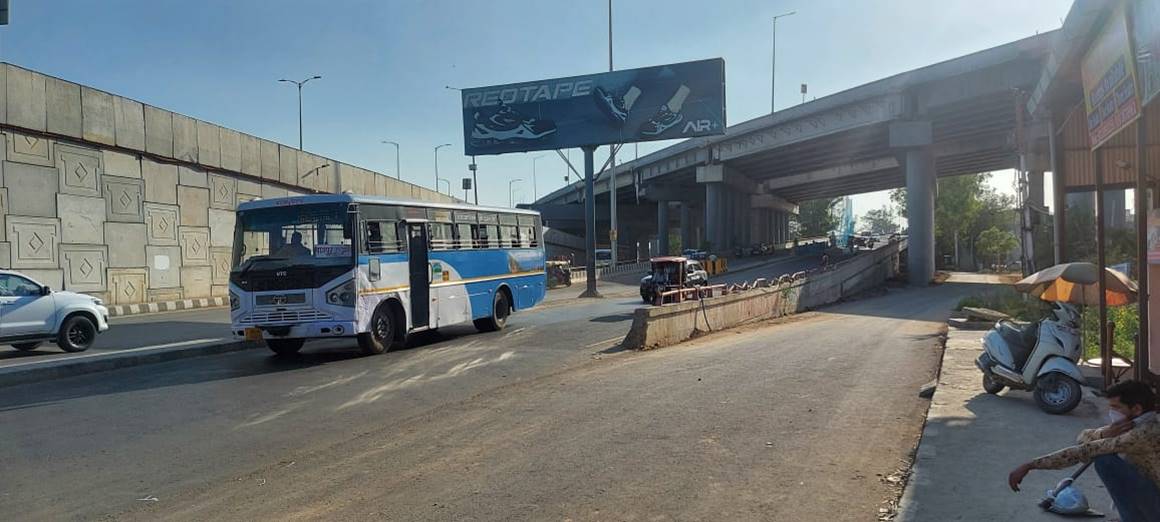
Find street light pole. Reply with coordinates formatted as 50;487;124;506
608;0;619;266
438;178;450;194
770;11;795;113
381;140;401;180
531;155;545;201
509;178;524;208
434;143;451;193
278;75;322;150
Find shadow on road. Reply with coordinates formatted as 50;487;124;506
0;320;230;362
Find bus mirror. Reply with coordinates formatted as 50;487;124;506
343;220;353;239
368;257;381;281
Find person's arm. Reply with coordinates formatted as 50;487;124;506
1076;427;1106;444
1030;425;1146;470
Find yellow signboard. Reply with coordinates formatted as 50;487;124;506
1081;3;1140;149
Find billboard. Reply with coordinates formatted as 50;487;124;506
1081;3;1140;149
1134;0;1160;105
460;58;725;156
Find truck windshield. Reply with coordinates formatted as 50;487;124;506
232;203;354;270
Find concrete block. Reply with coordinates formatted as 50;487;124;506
260;139;279;181
147;288;182;302
46;76;82;138
147;245;182;289
144;105;174;157
240;134;260;177
889;121;933;148
0;242;9;268
7;66;46;132
181;266;212;298
178;165;207;188
58;194;106;244
219;128;241;172
0;65;7;124
211;284;228;297
172;113;198;163
103;175;145;223
81;87;115;145
261;183;287;199
108;268;148;304
210;247;231;284
179;226;210;266
142;158;178;204
237;178;261;197
56;143;103;197
278;144;298;186
7;215;60;269
114;96;146;150
299;152;332;192
208;208;235;248
103;150;141;178
177;186;209;226
21;270;63;292
144;203;179;246
7;131;54;166
7;162;58;217
61;244;108;292
104;223;147;267
209;173;237;210
0;187;7;240
196;121;220;167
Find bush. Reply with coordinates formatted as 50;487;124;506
956;287;1048;321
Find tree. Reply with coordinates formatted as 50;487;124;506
976;226;1018;268
862;206;897;235
794;198;839;238
889;188;907;220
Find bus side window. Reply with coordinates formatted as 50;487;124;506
365;221;401;254
429;223;454;251
520;225;537;248
456;223;474;249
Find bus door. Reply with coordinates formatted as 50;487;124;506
406;222;431;329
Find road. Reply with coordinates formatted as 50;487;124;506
0;275;970;521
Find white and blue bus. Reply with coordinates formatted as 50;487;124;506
229;194;546;356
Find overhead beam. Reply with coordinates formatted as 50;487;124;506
763;156;899;190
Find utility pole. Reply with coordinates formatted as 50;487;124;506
608;0;619;267
278;75;322;150
434;143;451;194
469;157;479;205
771;11;795;113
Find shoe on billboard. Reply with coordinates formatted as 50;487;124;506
638;105;683;137
472;104;556;141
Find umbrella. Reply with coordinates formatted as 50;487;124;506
1013;262;1137;306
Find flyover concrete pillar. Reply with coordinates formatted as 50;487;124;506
704;182;724;252
1028;171;1044;209
679;203;692;252
904;147;936;286
657;201;670;256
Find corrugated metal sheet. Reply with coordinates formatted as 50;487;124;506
1059;100;1160;189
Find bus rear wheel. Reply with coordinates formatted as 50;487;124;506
474;290;510;332
267;338;305;356
358;304;398;355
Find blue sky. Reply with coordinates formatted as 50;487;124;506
3;0;1071;216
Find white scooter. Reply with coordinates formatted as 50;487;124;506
975;302;1085;414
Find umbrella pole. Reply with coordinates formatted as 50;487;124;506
1096;147;1111;390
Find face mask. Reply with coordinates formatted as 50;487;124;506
1108;410;1127;424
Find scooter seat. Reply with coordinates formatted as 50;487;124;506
998;321;1039;369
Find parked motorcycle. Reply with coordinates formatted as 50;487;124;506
975;302;1084;414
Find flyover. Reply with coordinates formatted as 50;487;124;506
532;32;1056;285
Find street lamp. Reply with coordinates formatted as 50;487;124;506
278;75;322;150
531;155;546;201
434;143;452;193
381;140;401;180
509;178;524;208
770;11;795;113
438;178;451;195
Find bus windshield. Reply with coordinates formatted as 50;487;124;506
232;203;354;270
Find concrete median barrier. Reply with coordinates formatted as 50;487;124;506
623;240;904;350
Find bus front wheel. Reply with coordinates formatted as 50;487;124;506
358;304;398;355
475;290;510;332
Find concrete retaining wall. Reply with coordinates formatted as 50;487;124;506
0;63;455;304
623;240;904;350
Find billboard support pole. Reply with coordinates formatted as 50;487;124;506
580;145;602;298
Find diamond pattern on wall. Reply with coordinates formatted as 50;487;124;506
6;216;61;269
61;245;108;292
103;175;144;223
56;143;104;197
144;203;179;246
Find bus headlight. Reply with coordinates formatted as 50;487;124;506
229;291;240;311
326;280;356;307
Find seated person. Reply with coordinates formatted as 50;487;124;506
275;232;311;258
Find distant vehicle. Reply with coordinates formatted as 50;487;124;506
639;257;709;303
230;194;547;357
682;248;709;261
0;270;109;353
595;249;613;268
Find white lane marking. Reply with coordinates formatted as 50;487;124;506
1;338;227;369
584;336;623;349
502;327;527;338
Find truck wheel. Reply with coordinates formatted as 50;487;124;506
267;338;305;356
982;374;1005;394
1034;373;1082;414
474;291;510;332
358;305;399;355
57;315;97;353
12;342;42;352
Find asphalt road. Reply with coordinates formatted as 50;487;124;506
0;275;970;521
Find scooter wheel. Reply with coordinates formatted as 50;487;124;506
982;374;1005;395
1034;373;1082;415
